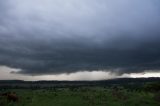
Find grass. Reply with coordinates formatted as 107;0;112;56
0;87;160;106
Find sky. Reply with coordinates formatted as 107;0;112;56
0;0;160;80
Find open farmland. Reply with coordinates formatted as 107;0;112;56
0;78;160;106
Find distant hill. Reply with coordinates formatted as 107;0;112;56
0;78;160;88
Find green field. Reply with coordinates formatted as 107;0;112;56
0;87;160;106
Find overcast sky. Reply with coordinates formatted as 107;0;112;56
0;0;160;80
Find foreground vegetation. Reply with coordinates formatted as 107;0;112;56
0;85;160;106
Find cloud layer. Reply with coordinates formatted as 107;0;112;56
0;0;160;75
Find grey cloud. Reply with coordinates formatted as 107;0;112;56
0;0;160;75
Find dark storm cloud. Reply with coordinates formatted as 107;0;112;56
0;0;160;75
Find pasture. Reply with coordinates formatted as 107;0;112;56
0;87;160;106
